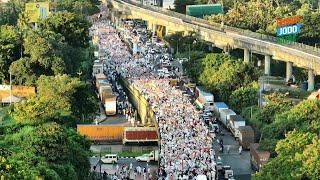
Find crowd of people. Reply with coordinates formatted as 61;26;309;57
90;8;217;179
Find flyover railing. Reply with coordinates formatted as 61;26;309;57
114;0;320;56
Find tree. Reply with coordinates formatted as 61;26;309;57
9;57;37;85
0;0;24;26
263;99;320;140
70;83;99;123
229;82;259;113
0;25;21;84
39;12;91;48
198;53;261;101
173;0;195;14
56;0;100;16
254;130;320;180
0;123;91;179
12;75;97;126
298;11;320;45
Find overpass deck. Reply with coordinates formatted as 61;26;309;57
111;0;320;74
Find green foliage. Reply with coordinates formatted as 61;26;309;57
0;1;23;26
173;0;195;14
263;99;320;140
39;12;91;48
0;0;97;178
0;25;21;84
11;75;97;126
207;0;275;33
254;130;320;180
180;51;206;82
207;0;320;45
299;11;320;45
57;0;100;16
165;31;211;54
198;53;261;101
0;123;91;179
229;82;259;113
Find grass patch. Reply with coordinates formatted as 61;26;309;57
0;106;13;125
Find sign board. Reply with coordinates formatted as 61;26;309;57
276;24;301;37
276;16;301;45
25;2;51;23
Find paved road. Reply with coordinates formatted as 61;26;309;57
212;123;252;180
90;157;158;179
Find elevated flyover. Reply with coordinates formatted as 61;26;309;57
109;0;320;91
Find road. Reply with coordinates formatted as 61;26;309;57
213;123;252;180
90;157;158;179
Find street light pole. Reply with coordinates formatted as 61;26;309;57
9;71;12;105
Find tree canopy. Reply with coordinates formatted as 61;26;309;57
0;1;99;178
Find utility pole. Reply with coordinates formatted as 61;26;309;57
9;71;12;105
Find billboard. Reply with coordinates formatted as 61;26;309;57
25;2;51;23
276;15;302;45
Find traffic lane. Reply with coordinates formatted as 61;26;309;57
90;157;158;178
211;122;252;179
90;157;158;170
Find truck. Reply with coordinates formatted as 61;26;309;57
99;85;116;116
99;85;113;101
238;126;255;149
77;125;124;142
92;60;103;76
213;102;228;115
122;127;159;144
104;95;117;115
250;143;270;171
219;109;236;127
195;86;214;111
228;115;246;139
135;150;159;162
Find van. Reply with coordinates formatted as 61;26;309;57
101;154;118;164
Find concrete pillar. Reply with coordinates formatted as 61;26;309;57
152;24;156;37
223;46;230;55
165;27;169;36
244;48;250;63
257;60;262;67
308;69;315;91
264;55;271;76
286;62;293;81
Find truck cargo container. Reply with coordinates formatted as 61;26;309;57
104;95;117;115
123;127;158;144
228;115;246;139
92;61;103;76
95;76;108;90
99;85;113;101
77;125;124;142
95;73;107;81
219;109;236;127
250;143;270;171
195;86;214;111
238;126;255;149
213;102;228;115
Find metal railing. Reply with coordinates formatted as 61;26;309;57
114;0;320;56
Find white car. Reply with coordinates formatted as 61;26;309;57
135;151;159;162
101;154;118;164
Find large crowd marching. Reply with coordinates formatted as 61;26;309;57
90;9;217;179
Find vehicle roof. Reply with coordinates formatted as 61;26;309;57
214;102;228;109
104;154;118;156
230;115;244;121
